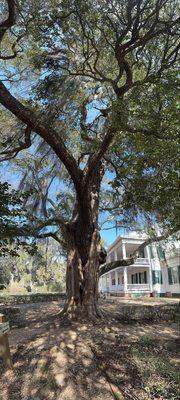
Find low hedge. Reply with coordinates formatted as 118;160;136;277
117;303;180;323
0;292;66;305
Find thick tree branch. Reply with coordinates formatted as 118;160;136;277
103;156;120;176
79;100;98;143
0;81;83;194
0;126;32;161
29;216;68;231
0;0;16;43
13;218;67;247
33;232;65;246
115;60;133;97
123;17;180;56
15;229;65;247
0;31;24;60
84;129;114;183
99;258;134;276
132;229;179;258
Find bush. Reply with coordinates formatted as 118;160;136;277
5;281;28;295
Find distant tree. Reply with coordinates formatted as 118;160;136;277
0;0;179;318
0;181;24;254
0;238;66;292
28;239;66;291
0;180;39;260
0;257;11;288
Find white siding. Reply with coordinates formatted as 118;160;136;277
99;232;180;296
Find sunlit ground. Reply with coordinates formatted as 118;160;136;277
0;299;179;400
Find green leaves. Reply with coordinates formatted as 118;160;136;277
0;0;179;242
0;181;36;256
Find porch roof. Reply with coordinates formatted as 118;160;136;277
99;258;150;277
99;259;133;277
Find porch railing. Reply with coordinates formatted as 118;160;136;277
134;258;149;265
109;284;124;292
127;284;150;291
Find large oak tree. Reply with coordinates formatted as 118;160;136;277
0;0;179;318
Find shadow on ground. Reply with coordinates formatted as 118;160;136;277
0;300;179;400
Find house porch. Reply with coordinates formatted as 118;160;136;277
100;264;152;297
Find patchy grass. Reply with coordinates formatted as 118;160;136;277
90;321;180;400
0;300;179;400
130;335;179;399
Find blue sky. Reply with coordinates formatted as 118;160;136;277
101;226;124;247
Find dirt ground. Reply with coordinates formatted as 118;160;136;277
0;299;179;400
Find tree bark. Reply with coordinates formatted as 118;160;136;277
63;229;101;319
62;162;105;320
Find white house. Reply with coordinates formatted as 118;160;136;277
99;231;180;298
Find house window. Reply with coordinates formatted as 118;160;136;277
106;275;110;290
152;270;163;284
140;271;147;283
168;266;179;285
138;249;145;258
117;273;121;285
131;271;147;284
111;272;116;286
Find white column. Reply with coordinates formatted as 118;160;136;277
148;267;153;292
115;269;118;286
122;242;127;259
146;245;150;263
106;274;110;292
146;247;153;292
123;266;128;293
114;250;118;261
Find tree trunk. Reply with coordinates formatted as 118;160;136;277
62;162;105;320
63;229;102;320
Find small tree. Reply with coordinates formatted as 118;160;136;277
0;181;34;255
0;0;179;318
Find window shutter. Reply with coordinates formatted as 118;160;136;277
178;266;180;284
168;268;173;285
160;271;163;284
157;246;165;260
149;245;154;259
144;271;147;284
152;270;162;284
152;271;156;284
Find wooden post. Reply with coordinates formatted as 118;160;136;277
122;242;127;259
0;313;13;369
123;266;128;296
